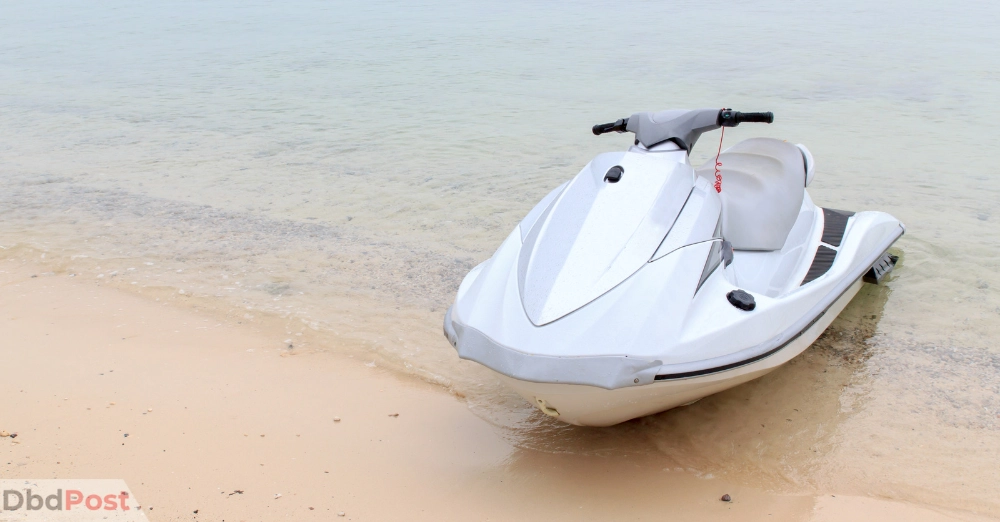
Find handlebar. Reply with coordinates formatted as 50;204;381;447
592;109;774;137
592;118;629;136
592;109;774;151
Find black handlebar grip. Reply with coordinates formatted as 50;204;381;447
592;122;616;135
737;111;774;124
592;118;629;136
718;110;775;126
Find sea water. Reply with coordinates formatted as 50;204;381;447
2;0;999;513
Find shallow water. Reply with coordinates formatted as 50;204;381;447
2;0;999;514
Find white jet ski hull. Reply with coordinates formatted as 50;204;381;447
443;110;904;427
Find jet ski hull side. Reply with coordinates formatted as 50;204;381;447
497;278;863;427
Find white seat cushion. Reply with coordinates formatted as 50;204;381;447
695;138;806;251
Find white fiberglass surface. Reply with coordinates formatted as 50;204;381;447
518;152;692;325
518;182;568;242
651;176;722;261
462;235;716;359
728;192;824;297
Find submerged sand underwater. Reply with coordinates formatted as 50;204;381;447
2;0;999;518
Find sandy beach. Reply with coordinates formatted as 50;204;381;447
2;259;993;521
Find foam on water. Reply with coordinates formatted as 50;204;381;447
2;0;999;514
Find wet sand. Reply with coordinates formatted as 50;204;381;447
2;261;993;522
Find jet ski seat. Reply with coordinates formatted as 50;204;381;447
695;138;807;251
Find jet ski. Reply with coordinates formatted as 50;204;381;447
443;108;903;427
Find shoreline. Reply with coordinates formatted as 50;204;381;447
1;259;993;521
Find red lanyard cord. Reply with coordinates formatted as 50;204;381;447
713;126;725;193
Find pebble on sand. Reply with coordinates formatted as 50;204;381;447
0;431;9;437
338;511;346;517
147;408;153;412
721;494;732;502
333;417;341;422
388;413;399;417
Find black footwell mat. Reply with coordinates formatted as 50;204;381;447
802;245;838;285
821;208;855;247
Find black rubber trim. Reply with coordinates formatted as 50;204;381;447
821;208;854;247
802;245;838;285
653;277;859;381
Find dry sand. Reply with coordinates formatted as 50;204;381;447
0;260;993;522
